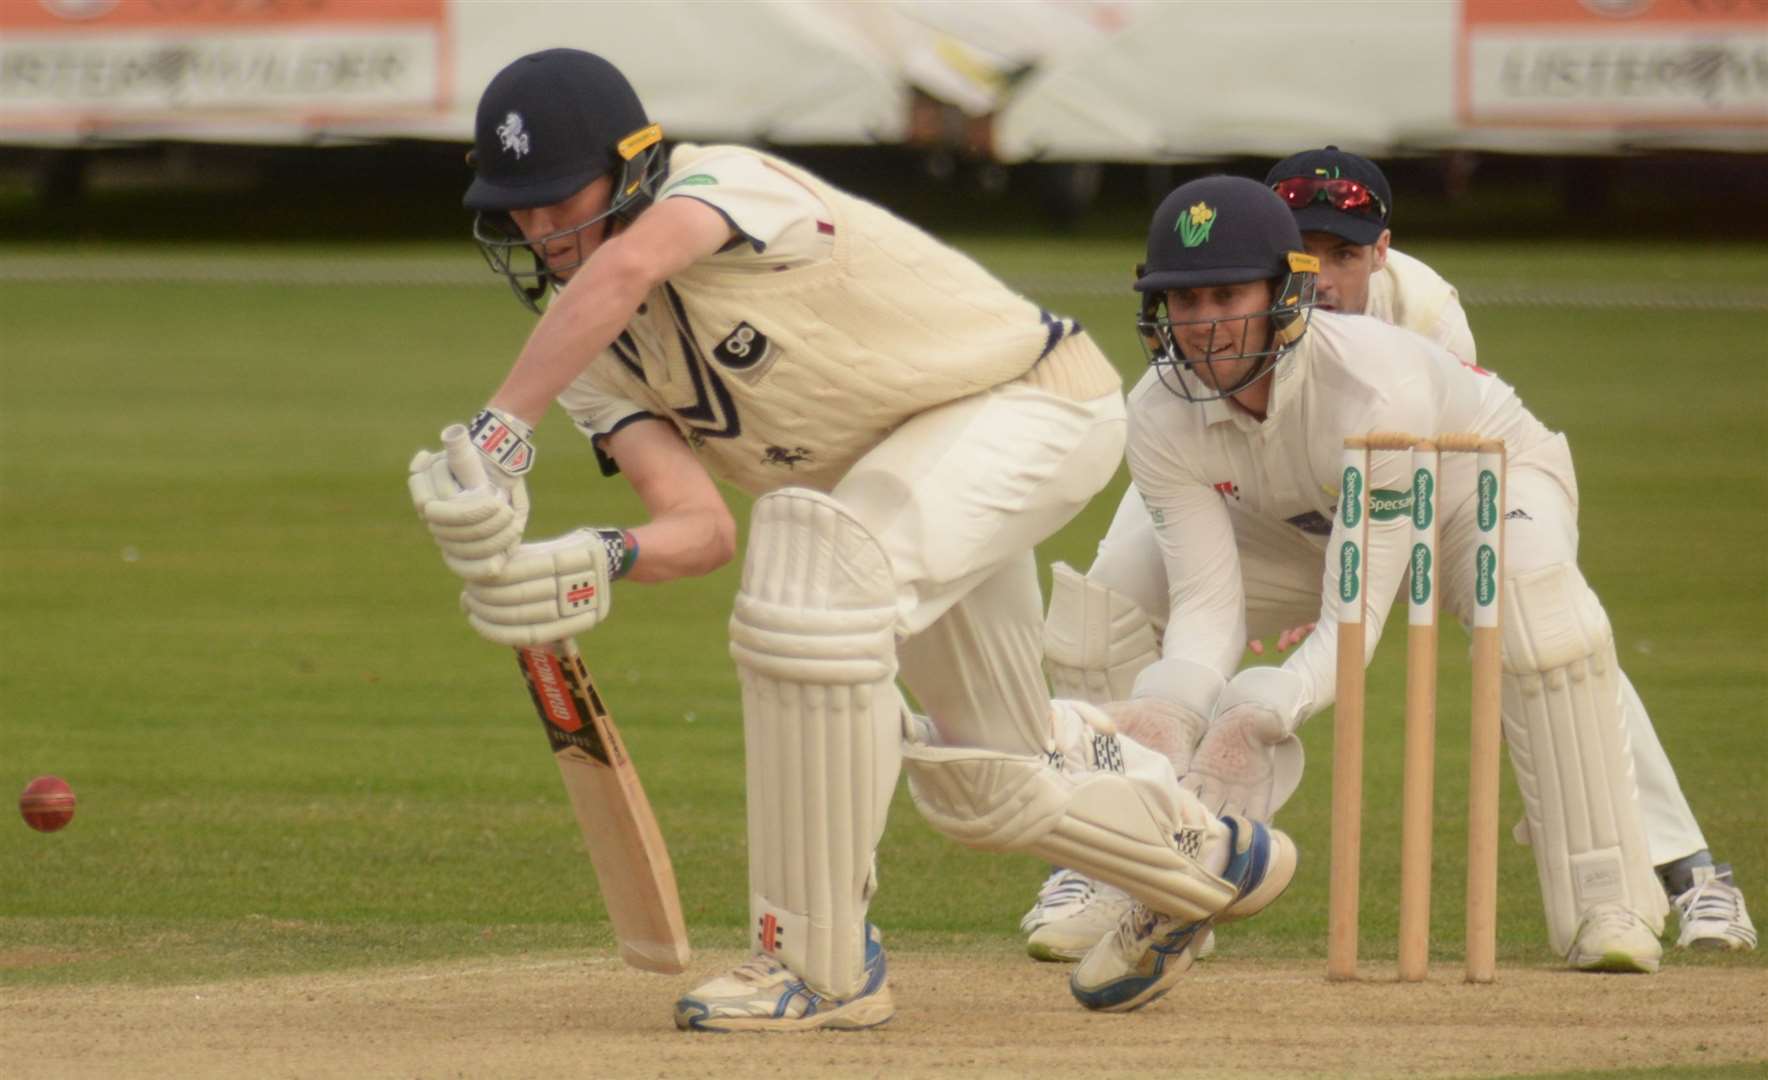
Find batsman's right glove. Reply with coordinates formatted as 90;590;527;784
460;527;634;647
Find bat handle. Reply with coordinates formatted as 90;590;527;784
441;423;490;489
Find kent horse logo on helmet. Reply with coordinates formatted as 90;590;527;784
497;112;530;159
1176;202;1216;248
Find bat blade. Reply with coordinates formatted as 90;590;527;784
516;639;690;974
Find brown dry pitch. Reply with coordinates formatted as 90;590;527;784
3;949;1764;1079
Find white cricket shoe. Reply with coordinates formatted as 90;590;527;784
1673;864;1757;952
1566;903;1662;974
1019;867;1092;934
1069;816;1296;1012
1027;877;1134;962
673;924;893;1032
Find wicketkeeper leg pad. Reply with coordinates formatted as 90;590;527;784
1043;561;1161;704
1500;563;1668;955
903;699;1235;923
729;488;904;999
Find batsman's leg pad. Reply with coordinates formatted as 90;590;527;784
729;488;904;999
1043;562;1161;704
903;700;1234;923
1500;563;1668;956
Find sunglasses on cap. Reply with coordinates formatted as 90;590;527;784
1271;177;1388;219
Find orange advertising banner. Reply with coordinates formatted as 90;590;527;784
1462;0;1763;26
1459;0;1768;127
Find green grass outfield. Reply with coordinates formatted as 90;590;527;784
1;236;1763;1009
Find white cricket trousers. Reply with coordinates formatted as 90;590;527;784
832;337;1126;756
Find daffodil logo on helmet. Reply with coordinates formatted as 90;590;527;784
1176;202;1216;248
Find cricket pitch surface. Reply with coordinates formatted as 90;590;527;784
4;949;1763;1078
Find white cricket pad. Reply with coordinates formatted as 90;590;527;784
903;699;1234;923
727;488;903;999
1043;562;1160;703
1499;563;1668;955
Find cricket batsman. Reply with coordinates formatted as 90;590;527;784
1038;172;1723;974
407;49;1297;1027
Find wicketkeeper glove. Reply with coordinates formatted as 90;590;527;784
460;527;635;647
1180;666;1310;821
1098;656;1226;778
407;408;536;582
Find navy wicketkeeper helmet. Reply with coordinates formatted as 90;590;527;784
1133;175;1319;402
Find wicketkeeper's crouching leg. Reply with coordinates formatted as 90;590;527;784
674;489;901;1033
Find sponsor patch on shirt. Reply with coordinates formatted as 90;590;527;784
713;321;772;371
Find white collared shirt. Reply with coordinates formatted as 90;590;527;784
1125;310;1550;717
1365;247;1477;364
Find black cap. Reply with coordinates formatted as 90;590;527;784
464;49;650;212
1263;145;1392;245
1135;176;1304;293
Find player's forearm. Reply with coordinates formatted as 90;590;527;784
624;508;738;584
488;250;655;427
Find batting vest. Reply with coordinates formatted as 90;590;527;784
568;144;1117;494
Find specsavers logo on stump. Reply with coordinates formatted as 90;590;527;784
1339;466;1363;528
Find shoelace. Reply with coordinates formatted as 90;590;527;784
1113;901;1163;953
1034;870;1093;912
1677;878;1744;924
1582;906;1644;936
732;953;788;983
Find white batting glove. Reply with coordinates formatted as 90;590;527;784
1180;666;1310;821
407;408;536;582
460;527;631;647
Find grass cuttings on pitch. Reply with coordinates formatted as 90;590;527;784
0;239;1763;988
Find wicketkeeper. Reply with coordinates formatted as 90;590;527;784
407;49;1298;1029
1025;153;1754;966
1034;172;1722;975
1032;150;1746;961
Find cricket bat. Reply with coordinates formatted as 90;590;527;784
515;638;691;974
438;424;689;974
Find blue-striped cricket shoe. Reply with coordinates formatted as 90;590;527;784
1070;816;1296;1013
1672;864;1756;952
674;923;893;1032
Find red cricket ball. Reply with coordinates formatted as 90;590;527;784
19;775;77;833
